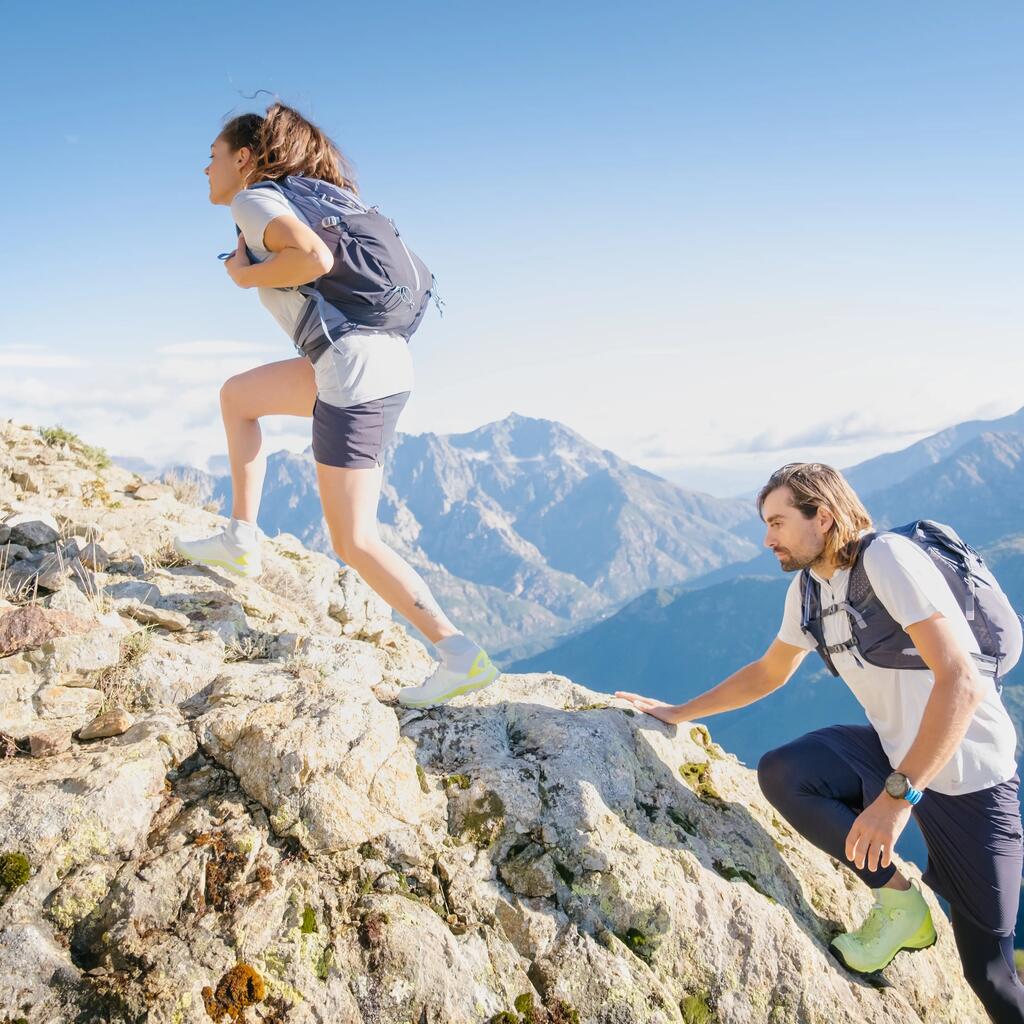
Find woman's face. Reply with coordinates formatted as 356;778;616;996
205;137;252;205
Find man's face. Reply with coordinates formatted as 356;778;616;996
761;486;829;572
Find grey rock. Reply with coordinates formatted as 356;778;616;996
0;542;32;564
116;599;190;632
4;514;61;548
105;579;163;603
79;542;111;571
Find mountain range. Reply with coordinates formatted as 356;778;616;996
152;413;763;650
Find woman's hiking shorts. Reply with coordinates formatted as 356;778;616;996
311;390;410;469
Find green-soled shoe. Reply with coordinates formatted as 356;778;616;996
830;879;937;974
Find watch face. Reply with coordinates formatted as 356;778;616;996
885;773;908;798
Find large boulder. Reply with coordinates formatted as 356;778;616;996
193;662;429;854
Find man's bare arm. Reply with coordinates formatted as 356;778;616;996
615;638;809;725
894;612;987;791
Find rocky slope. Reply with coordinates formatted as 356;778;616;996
0;419;994;1023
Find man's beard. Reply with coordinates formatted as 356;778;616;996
775;548;819;573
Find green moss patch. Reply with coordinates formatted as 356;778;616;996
300;904;317;934
713;860;774;901
667;807;699;835
0;851;30;890
678;762;723;805
615;926;655;965
456;791;505;848
682;992;716;1024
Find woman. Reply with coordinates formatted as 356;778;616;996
176;101;498;708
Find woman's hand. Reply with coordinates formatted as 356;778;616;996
614;691;688;725
224;233;252;288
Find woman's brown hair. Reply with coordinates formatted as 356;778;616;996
218;101;357;192
757;462;873;569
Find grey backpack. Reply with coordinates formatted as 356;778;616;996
799;520;1024;689
242;175;440;362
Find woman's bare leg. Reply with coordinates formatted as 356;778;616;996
315;460;459;644
220;357;316;523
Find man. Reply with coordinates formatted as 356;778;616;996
617;462;1024;1022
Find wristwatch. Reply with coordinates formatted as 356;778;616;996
885;771;923;805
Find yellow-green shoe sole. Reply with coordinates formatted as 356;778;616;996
173;542;261;579
829;916;937;975
399;667;500;708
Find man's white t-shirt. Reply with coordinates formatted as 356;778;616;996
777;532;1018;795
229;187;413;408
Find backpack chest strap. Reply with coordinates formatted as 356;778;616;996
821;600;869;629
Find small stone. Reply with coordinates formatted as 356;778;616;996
78;706;135;741
116;599;189;632
44;583;99;617
4;515;61;548
0;543;33;564
2;561;43;597
29;728;73;757
0;525;10;544
33;552;73;592
79;542;111;571
11;468;42;493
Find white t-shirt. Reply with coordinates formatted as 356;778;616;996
229;186;413;408
777;532;1018;795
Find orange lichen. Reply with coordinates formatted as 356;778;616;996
201;963;266;1021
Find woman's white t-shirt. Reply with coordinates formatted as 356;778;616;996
777;532;1018;795
229;186;413;408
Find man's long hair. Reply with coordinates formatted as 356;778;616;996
757;463;873;569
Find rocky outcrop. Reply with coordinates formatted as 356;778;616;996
0;418;994;1022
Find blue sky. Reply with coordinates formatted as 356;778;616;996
2;1;1022;495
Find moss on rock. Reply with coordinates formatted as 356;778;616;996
682;992;716;1023
0;851;30;890
678;762;723;805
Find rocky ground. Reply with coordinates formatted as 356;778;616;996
0;419;992;1023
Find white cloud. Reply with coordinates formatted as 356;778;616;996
0;345;84;368
1;343;315;473
156;340;278;356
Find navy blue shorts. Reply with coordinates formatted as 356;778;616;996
311;391;410;469
813;724;1024;936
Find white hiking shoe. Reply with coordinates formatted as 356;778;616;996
173;518;262;579
398;634;500;708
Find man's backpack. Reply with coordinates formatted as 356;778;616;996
799;520;1024;690
243;175;440;361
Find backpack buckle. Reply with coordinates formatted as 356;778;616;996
321;216;341;229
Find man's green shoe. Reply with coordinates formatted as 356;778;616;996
830;879;937;974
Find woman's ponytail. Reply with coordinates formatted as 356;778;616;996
218;101;357;192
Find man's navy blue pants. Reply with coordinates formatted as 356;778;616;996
757;724;1024;1023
